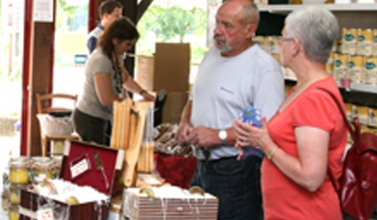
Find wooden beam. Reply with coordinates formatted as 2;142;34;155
136;0;153;24
117;0;138;79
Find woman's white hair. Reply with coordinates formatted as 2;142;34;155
285;6;340;63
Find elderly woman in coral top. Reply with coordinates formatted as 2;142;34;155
233;6;347;220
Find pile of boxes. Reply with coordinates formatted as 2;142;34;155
136;43;191;124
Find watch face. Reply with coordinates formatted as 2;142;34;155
219;130;227;140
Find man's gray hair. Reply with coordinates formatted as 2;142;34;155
285;6;339;63
242;3;260;25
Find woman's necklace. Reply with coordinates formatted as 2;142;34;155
111;52;124;94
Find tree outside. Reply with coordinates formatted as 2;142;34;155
136;4;208;64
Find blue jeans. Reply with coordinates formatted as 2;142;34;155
191;156;262;220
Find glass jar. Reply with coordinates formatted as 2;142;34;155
8;204;19;220
32;158;53;184
2;191;9;211
9;184;26;205
9;157;30;185
51;156;62;179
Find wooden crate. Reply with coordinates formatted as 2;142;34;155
20;190;108;220
123;188;219;220
19;141;123;220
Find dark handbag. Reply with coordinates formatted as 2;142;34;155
320;88;377;220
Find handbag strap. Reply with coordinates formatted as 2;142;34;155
316;88;358;142
316;88;358;192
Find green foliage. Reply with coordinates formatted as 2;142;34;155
136;5;208;63
139;5;206;43
56;0;88;32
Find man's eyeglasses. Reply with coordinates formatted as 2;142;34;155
278;37;294;44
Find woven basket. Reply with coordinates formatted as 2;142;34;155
36;114;74;135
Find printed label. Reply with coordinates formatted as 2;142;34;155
37;208;53;220
70;158;89;179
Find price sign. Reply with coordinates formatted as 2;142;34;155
37;208;53;220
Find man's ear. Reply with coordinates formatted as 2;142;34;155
245;23;258;38
103;13;110;21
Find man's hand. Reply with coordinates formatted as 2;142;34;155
187;126;219;148
175;122;193;146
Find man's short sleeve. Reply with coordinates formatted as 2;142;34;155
87;37;97;54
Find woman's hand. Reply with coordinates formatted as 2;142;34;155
233;117;275;155
140;90;155;102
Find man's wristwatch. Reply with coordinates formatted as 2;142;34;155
218;129;227;145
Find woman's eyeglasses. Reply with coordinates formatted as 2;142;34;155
278;37;294;45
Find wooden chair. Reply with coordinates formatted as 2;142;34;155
36;93;80;156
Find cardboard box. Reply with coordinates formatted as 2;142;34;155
19;141;124;220
136;43;190;92
123;187;219;220
162;91;188;124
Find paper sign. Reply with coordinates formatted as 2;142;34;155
70;158;89;178
37;208;53;220
33;0;54;22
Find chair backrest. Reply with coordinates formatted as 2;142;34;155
36;93;77;114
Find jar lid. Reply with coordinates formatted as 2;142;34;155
32;160;53;170
9;156;30;163
32;156;51;164
9;160;30;169
8;203;19;211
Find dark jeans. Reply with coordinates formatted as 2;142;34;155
191;155;262;220
73;108;109;146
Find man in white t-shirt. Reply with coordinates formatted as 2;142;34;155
175;0;284;219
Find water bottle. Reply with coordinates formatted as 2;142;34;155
239;107;263;159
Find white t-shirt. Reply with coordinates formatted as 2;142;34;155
190;45;285;160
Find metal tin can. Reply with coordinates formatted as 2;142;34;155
348;55;365;83
334;53;349;80
342;28;357;55
373;29;377;57
326;52;336;74
363;57;377;85
269;36;280;54
344;102;353;121
355;105;369;125
368;107;377;127
357;29;374;56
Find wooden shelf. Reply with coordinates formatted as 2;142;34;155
259;3;377;14
286;78;377;94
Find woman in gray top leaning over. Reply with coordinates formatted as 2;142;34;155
73;17;155;145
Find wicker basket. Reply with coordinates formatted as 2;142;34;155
36;114;74;135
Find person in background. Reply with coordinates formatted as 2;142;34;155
74;17;155;145
87;0;123;54
233;6;346;220
86;0;123;144
175;0;284;219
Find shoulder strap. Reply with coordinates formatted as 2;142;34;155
316;87;358;192
316;88;357;141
